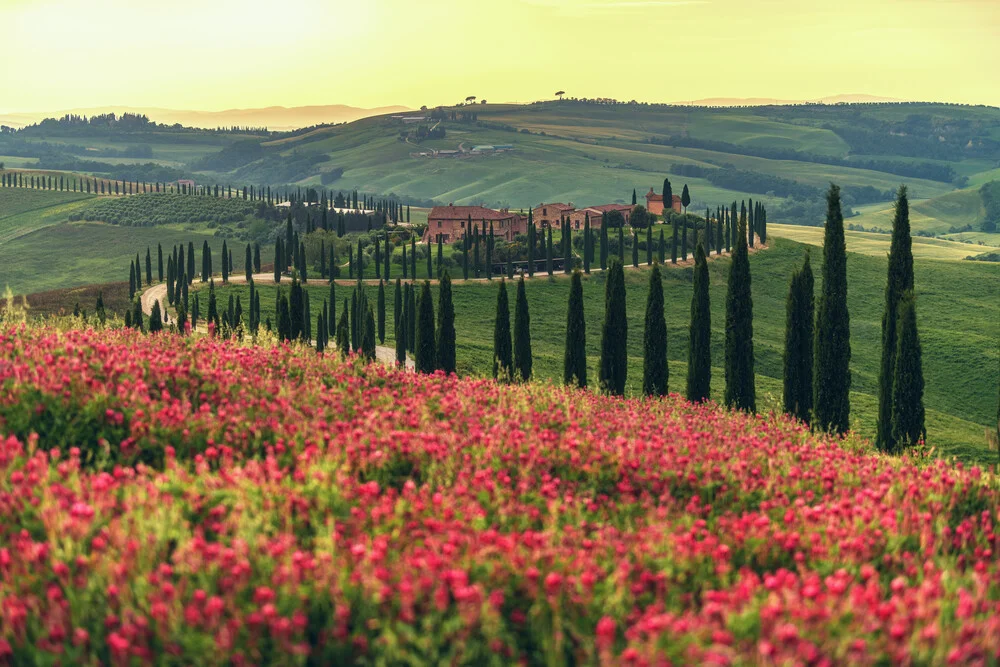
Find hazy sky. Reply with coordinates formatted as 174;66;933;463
2;0;998;112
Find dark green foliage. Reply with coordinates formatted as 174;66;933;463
599;219;608;271
618;225;625;264
546;226;554;276
891;292;926;449
148;301;163;333
129;261;136;299
599;259;627;396
642;263;667;397
415;281;436;373
583;216;592;274
254;242;261;273
95;291;106;324
436;272;456;374
202;240;211;282
564;271;587;388
377;280;386;343
407;282;416;354
395;314;407;366
493;279;513;381
362;305;376;361
725;216;756;413
671;218;679;264
686;244;711;403
658;229;665;264
563;220;571;274
877;186;915;452
513;277;532;382
289;274;304;341
681;184;690;212
681;216;687;262
145;248;152;286
783;253;815;423
207;279;219;331
336;299;350;356
645;224;652;266
245;244;252;282
158;243;164;282
631;230;639;268
814;184;852;435
221;240;229;282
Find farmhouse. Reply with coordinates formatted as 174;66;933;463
535;202;634;230
423;204;526;243
645;187;682;216
532;203;575;228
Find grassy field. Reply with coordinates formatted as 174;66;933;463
849;186;995;236
209;237;1000;464
768;223;995;261
0;221;274;295
0;189;95;245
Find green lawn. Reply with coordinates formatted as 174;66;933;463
768;223;997;262
0;189;96;245
209;237;1000;464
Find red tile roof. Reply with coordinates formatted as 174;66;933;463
587;203;632;213
646;189;681;204
535;202;575;211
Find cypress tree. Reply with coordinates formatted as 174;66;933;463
176;299;187;334
132;299;144;333
145;248;152;286
891;292;925;449
546;226;554;276
428;240;434;279
687;243;712;402
274;239;282;283
527;216;536;277
407;282;416;354
316;314;326;353
658;229;665;264
303;290;311;342
599;217;608;270
129;261;136;298
350;290;359;351
191;295;199;330
599;259;627;396
513;276;532;382
436;272;456;374
245;244;252;282
202;241;211;282
149;301;163;333
377;280;386;343
563;220;571;274
617;224;625;264
158;243;164;282
254;243;261;273
814;184;852;435
95;291;106;324
642;263;667;397
671;216;679;264
876;186;915;452
222;240;229;282
362;306;376;361
393;278;402;332
375;237;381;279
438;237;444;279
493;279;513;381
583;216;591;274
415;281;436;373
783;253;815;424
680;216;688;262
400;244;406;279
563;270;587;388
724;217;756;413
632;229;639;268
395;314;407;366
290;274;304;341
336;299;350;355
681;184;690;214
410;236;417;279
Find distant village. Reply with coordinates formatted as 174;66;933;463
422;188;682;243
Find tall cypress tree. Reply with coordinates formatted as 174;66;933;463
407;282;416;354
680;216;688;262
254;242;261;273
645;224;653;266
564;270;587;388
395;314;407;366
599;259;627;396
494;278;513;381
393;278;402;334
600;217;608;270
876;186;915;452
289;274;304;341
362;306;376;361
415;281;436;373
617;224;625;264
207;279;219;331
158;243;164;282
145;248;152;286
658;229;665;264
149;301;163;333
245;244;252;282
513;276;532;382
129;261;136;298
563;220;572;274
724;216;755;413
783;253;815;423
336;299;350;355
671;216;679;264
642;263;667;397
528;216;536;278
222;240;229;283
202;240;211;282
814;184;852;435
583;216;592;274
891;292;925;449
686;243;711;402
377;280;386;343
436;272;456;374
546;226;554;276
410;236;417;279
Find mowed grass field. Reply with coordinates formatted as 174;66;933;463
768;223;994;261
849;186;994;237
210;237;1000;464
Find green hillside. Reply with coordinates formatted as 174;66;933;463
209;237;1000;464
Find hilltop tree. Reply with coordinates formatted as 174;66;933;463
814;184;852;435
642;263;667;397
564;270;587;388
783;253;815;424
681;184;690;214
891;292;925;449
493;279;513;381
876;186;915;452
513;277;532;382
599;259;627;396
686;243;711;402
415;281;436;373
437;272;456;374
725;217;755;413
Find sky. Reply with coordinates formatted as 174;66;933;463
2;0;998;112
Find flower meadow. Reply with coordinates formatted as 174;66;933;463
0;324;998;665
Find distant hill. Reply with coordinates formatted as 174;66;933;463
0;104;412;131
674;93;904;107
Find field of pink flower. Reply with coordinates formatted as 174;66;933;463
0;324;998;665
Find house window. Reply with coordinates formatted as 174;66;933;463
543;208;547;216
437;221;442;227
